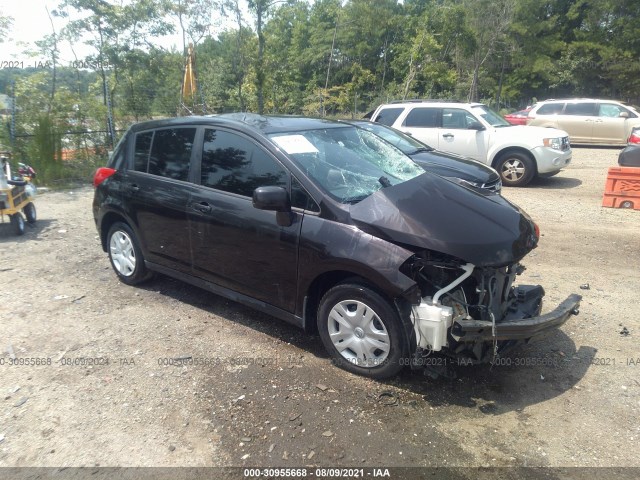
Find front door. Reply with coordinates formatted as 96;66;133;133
188;128;301;312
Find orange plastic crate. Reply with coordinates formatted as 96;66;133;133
602;166;640;210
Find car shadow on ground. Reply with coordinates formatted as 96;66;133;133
0;218;56;243
525;176;583;189
139;275;596;415
389;334;596;415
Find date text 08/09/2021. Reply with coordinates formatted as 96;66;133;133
243;468;391;478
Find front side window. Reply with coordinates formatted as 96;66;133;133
270;126;424;204
201;129;287;197
442;108;478;129
403;108;439;128
598;103;628;118
291;176;320;212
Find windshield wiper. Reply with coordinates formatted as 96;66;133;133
379;176;392;188
409;147;433;154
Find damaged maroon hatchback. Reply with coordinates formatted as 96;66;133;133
93;113;581;379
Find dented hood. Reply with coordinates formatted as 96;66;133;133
349;173;537;267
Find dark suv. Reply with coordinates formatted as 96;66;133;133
93;114;581;379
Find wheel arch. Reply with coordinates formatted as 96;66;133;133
99;211;138;252
491;147;538;178
302;269;417;357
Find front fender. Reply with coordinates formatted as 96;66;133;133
296;214;417;311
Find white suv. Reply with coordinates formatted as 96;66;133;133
370;101;572;187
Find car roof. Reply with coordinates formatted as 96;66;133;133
126;113;348;135
378;101;485;108
537;98;625;104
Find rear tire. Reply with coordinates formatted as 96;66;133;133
106;222;153;285
495;152;535;187
23;203;36;224
317;283;408;379
10;214;25;236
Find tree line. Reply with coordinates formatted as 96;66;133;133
1;0;639;183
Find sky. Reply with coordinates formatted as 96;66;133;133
0;0;214;65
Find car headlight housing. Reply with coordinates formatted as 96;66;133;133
450;177;502;194
543;137;563;151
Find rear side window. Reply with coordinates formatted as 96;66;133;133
108;135;127;169
565;103;597;116
404;108;439;128
374;108;404;126
536;103;564;115
132;128;196;181
201;129;287;197
134;132;153;171
148;128;196;181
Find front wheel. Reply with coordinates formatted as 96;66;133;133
317;283;408;379
10;213;25;236
495;152;535;187
106;222;153;285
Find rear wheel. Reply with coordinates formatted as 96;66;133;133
10;213;25;236
106;222;153;285
620;201;634;209
495;152;535;187
23;203;36;224
317;283;408;379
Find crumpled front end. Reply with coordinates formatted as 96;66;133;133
400;251;581;364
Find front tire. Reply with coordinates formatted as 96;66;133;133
495;152;535;187
317;283;408;379
10;214;25;236
106;222;153;285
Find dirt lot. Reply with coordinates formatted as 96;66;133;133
1;147;639;476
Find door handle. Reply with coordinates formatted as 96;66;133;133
442;133;454;138
192;202;212;214
128;183;140;192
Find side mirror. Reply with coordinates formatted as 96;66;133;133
253;186;293;227
619;111;629;118
467;122;485;131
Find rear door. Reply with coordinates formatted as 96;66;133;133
557;102;597;143
398;107;441;147
123;127;197;273
187;128;302;312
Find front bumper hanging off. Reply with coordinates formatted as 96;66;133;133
453;293;582;342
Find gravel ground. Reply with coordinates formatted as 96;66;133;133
0;147;639;477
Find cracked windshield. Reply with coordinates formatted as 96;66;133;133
270;127;424;203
